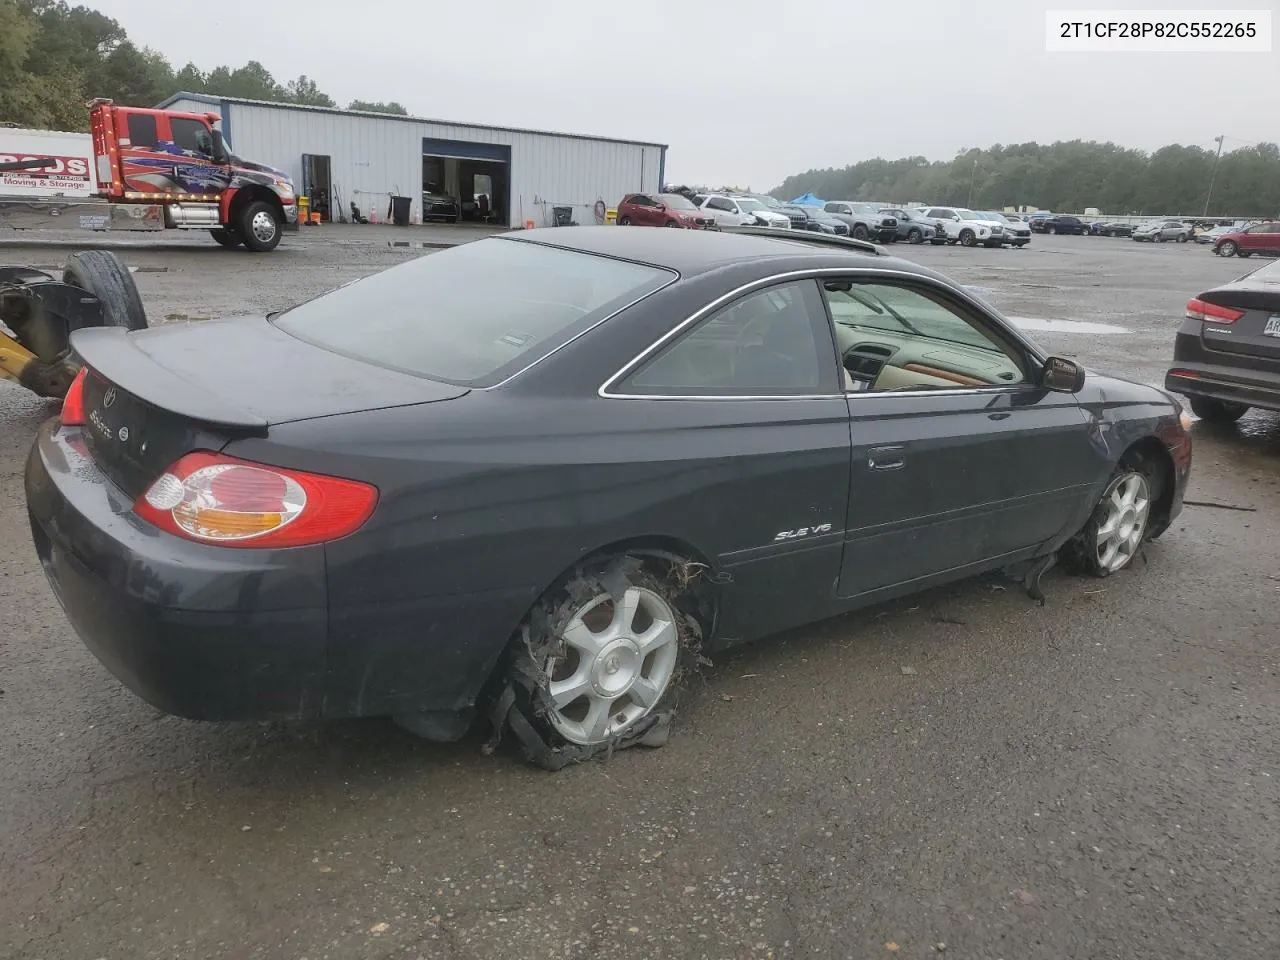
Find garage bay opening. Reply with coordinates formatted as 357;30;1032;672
422;137;510;226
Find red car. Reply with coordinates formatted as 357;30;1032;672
617;193;716;229
1213;220;1280;258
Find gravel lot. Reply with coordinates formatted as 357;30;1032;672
2;228;1278;960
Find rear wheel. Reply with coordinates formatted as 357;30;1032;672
1047;225;1057;235
239;201;282;252
1217;241;1237;257
496;554;705;769
63;250;148;332
618;215;632;225
210;228;243;249
1189;396;1249;423
1065;450;1160;577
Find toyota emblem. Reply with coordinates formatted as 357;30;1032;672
103;387;117;408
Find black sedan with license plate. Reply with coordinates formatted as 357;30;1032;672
26;226;1192;768
1165;257;1280;423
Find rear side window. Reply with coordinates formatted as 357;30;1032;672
126;113;158;147
273;238;673;386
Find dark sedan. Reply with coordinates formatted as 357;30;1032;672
1031;215;1090;235
1165;257;1280;423
1090;221;1134;237
779;204;850;235
27;227;1191;768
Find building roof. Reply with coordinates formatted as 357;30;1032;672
155;92;668;150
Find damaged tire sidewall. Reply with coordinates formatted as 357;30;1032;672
500;553;710;769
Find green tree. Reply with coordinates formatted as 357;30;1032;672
286;74;334;107
348;99;408;115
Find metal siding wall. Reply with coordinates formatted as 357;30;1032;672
215;104;661;227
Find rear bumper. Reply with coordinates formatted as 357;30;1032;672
1165;329;1280;411
25;423;328;721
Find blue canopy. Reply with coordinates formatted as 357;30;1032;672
790;192;826;206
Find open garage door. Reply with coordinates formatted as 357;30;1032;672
422;137;511;227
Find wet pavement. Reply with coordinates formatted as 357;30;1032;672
1;232;1278;960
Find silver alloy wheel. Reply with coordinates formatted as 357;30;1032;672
544;586;679;745
1095;472;1151;573
250;210;278;243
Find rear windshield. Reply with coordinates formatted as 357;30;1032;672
273;238;673;386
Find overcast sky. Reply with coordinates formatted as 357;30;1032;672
92;0;1276;190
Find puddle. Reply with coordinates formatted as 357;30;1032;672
1006;316;1129;335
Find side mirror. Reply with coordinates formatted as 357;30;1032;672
1040;356;1085;393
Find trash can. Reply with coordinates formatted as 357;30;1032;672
389;195;412;226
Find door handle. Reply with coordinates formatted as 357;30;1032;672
868;445;906;471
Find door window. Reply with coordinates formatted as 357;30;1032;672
708;197;735;213
622;280;835;396
821;280;1028;392
170;118;214;157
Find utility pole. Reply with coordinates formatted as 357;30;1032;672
1203;135;1225;217
967;157;979;208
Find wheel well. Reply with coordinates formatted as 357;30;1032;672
229;186;283;223
1126;436;1177;535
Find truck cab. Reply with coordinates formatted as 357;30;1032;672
88;100;297;250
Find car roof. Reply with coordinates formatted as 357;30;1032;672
504;225;945;281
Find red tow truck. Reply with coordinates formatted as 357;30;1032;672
0;99;298;251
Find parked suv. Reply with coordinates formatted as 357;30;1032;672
921;207;1005;247
617;193;716;228
822;201;898;242
878;207;941;244
977;211;1031;248
1211;221;1280;258
697;194;792;229
1132;219;1192;243
1030;215;1089;235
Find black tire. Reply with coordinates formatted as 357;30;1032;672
210;228;242;249
852;224;870;241
1189;396;1249;423
959;229;976;247
238;200;282;252
1047;225;1056;235
62;250;148;332
664;219;680;228
1176;233;1188;243
494;553;708;770
907;227;923;244
618;216;631;225
1064;449;1164;578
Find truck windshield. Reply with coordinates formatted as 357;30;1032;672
272;238;674;387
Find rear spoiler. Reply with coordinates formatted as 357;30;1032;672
70;326;269;432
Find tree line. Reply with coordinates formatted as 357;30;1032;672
0;0;408;132
771;139;1280;217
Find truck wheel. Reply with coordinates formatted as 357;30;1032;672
210;228;243;249
852;224;869;241
239;201;282;252
63;250;148;332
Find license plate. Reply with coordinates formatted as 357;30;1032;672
1264;316;1280;338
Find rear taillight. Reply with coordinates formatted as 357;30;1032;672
134;451;378;548
60;368;88;426
1186;297;1244;324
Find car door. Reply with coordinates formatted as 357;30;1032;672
817;275;1099;599
605;277;851;642
1242;221;1280;255
631;194;660;226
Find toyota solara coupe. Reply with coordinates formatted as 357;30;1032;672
26;226;1192;769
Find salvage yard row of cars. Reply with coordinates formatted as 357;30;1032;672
618;193;1279;260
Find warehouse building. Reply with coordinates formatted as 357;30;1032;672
156;93;667;228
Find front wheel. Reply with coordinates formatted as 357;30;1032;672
1065;451;1160;577
852;224;869;241
664;219;681;228
497;555;704;769
210;228;242;249
907;227;922;243
618;215;631;225
239;201;282;252
1047;225;1056;235
1189;396;1249;423
959;229;976;247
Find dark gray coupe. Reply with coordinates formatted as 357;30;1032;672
26;226;1192;768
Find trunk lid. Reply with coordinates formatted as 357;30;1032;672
1200;282;1280;364
70;319;469;497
